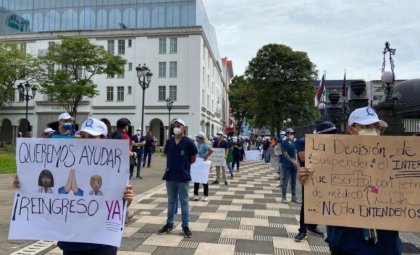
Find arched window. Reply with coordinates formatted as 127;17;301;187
122;8;135;29
138;5;151;28
109;9;122;29
97;9;107;29
62;9;78;30
33;13;43;32
44;10;60;31
80;8;95;30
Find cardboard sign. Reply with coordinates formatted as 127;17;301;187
9;138;129;247
191;158;212;184
210;148;226;166
304;134;420;232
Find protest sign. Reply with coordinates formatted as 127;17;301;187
210;148;226;166
304;134;420;232
9;138;129;247
191;158;212;184
245;150;260;161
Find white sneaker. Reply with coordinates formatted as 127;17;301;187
202;196;209;202
193;195;200;201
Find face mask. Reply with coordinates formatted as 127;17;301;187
358;128;380;136
288;135;294;140
136;131;141;135
63;123;73;130
173;127;182;135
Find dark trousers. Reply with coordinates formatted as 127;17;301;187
232;155;240;170
298;186;317;233
135;151;143;177
193;182;209;196
329;246;355;255
63;246;118;255
143;148;152;167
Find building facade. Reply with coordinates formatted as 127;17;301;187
0;0;230;145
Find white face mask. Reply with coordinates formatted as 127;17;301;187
173;127;182;135
136;131;141;135
358;128;380;136
288;135;294;140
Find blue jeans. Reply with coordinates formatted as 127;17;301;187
263;149;270;163
166;181;190;227
281;166;297;198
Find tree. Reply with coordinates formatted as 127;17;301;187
40;36;126;122
0;43;43;107
228;75;255;135
244;44;319;134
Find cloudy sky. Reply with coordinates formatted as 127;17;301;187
202;0;420;81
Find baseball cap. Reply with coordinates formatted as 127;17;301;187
196;131;206;138
348;106;388;128
216;131;223;135
172;118;185;126
285;128;295;133
136;127;142;131
58;112;73;121
280;131;286;135
43;128;54;134
79;118;108;136
315;121;337;134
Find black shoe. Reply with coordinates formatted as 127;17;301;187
230;173;234;179
158;224;174;234
224;181;229;185
211;180;219;184
136;176;143;179
295;232;306;242
182;226;192;238
308;227;324;237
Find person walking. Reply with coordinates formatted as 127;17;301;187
298;106;402;255
193;131;213;202
158;118;197;238
142;131;154;168
211;131;229;185
281;128;299;203
232;138;242;171
131;127;145;179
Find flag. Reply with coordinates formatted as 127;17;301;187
314;73;326;106
342;70;347;97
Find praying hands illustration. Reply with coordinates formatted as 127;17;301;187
58;169;84;196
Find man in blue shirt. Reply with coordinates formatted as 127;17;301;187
281;128;299;203
158;118;197;238
131;127;145;179
50;112;75;138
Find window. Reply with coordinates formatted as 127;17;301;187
106;86;114;101
47;63;54;79
128;39;132;47
118;40;125;55
19;43;26;52
158;86;166;101
107;40;114;54
128;86;132;94
117;64;125;78
117;86;124;101
48;41;55;48
159;38;166;54
169;38;177;53
128;62;132;71
159;62;166;77
169;61;177;77
169;85;177;100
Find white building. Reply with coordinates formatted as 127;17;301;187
0;0;231;145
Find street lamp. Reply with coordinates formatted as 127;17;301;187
17;82;37;136
282;118;292;129
381;42;396;102
165;97;174;138
136;64;153;135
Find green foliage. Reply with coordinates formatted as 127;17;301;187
40;36;127;122
230;43;320;134
0;144;16;174
0;43;44;107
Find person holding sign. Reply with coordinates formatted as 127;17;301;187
298;106;402;255
49;112;75;139
193;132;214;202
281;128;299;203
159;118;197;238
211;131;229;185
12;118;134;255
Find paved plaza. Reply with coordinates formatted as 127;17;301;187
3;156;420;255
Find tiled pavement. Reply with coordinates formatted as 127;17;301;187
41;159;420;255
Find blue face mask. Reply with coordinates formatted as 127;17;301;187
280;135;285;140
63;123;73;130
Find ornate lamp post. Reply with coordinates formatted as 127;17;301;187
381;42;396;102
165;97;173;138
17;82;37;137
136;64;153;135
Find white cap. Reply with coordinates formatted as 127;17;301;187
196;131;206;138
348;106;388;128
136;127;142;131
43;128;54;133
79;118;108;136
172;118;185;126
280;131;286;135
216;131;223;135
58;112;73;121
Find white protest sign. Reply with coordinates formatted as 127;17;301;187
210;148;226;166
245;150;260;161
190;158;211;184
9;138;129;247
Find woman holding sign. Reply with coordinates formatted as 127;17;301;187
298;106;402;255
193;132;213;202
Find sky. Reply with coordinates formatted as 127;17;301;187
202;0;420;81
